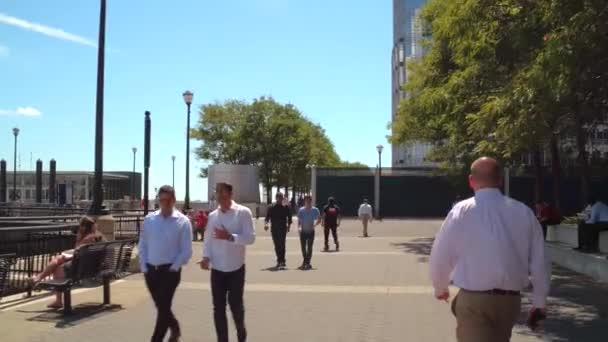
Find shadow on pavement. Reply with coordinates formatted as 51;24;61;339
390;237;434;262
24;302;123;328
515;266;608;341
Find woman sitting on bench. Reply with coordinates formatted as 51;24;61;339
28;216;104;308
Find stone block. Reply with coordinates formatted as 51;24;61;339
600;231;608;254
547;224;578;248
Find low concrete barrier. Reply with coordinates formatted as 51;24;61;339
547;224;578;247
600;231;608;254
547;241;608;283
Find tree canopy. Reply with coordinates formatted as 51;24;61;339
391;0;608;204
191;96;363;202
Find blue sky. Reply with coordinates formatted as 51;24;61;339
0;0;392;201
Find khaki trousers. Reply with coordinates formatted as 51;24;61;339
361;215;370;236
452;290;521;342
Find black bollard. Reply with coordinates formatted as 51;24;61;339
0;159;6;203
35;159;42;203
49;159;56;204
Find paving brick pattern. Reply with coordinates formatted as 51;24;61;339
1;219;607;341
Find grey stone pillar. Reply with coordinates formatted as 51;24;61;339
0;159;6;203
374;167;380;218
49;159;56;204
35;159;43;203
311;166;317;207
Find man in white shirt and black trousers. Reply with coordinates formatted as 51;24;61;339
200;182;256;342
138;185;193;342
430;157;549;342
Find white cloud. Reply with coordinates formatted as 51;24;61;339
0;12;95;47
0;44;8;57
0;106;42;117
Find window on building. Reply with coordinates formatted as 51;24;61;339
25;189;31;200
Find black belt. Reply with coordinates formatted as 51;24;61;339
147;263;172;271
463;288;520;296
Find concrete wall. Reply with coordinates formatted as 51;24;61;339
207;164;260;204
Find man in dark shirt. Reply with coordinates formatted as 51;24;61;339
322;197;341;252
265;192;292;268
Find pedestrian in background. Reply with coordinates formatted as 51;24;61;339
322;197;341;252
358;199;373;237
429;157;548;342
139;185;193;342
265;192;292;269
297;195;321;269
200;182;256;342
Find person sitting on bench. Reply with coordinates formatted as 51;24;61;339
586;195;608;224
28;216;104;308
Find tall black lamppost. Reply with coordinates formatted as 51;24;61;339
89;0;107;215
131;147;137;200
182;90;193;210
12;127;19;201
376;144;384;219
171;155;176;188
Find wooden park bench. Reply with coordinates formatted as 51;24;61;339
36;239;136;315
0;253;16;302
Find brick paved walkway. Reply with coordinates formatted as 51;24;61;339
1;219;608;341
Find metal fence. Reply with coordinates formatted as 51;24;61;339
114;215;142;240
0;224;77;297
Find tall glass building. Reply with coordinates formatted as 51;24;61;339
391;0;434;167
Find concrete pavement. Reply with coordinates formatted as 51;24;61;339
1;219;608;341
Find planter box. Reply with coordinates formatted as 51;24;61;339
547;224;578;248
600;231;608;254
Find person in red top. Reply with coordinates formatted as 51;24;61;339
535;200;561;240
194;210;208;241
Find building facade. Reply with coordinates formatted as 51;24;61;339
3;171;141;205
391;0;435;167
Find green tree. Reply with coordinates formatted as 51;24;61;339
191;96;349;203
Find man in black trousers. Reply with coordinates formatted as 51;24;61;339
200;182;256;342
138;186;193;342
265;192;292;268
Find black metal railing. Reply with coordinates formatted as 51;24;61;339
113;214;142;240
0;224;78;298
0;204;146;218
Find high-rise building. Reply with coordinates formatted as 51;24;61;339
391;0;434;167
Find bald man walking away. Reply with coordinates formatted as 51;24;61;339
429;157;549;342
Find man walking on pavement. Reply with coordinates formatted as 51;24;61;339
297;195;321;270
358;199;373;237
138;185;193;342
322;197;341;252
265;192;292;269
199;182;256;342
429;157;549;342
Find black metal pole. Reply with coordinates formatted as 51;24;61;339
143;111;151;216
13;132;18;201
89;0;107;215
185;103;191;210
131;149;136;200
172;158;175;188
378;151;382;219
0;159;6;203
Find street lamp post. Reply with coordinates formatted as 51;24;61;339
89;0;107;215
131;147;137;200
182;90;193;211
12;127;19;201
171;155;176;188
376;144;384;219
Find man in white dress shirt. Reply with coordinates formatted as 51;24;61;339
138;185;193;342
358;199;373;237
430;157;549;342
200;182;256;342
